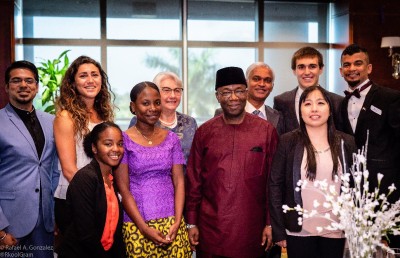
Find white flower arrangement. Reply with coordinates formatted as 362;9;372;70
282;141;400;258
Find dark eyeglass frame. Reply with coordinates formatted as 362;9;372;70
217;89;247;98
8;78;37;85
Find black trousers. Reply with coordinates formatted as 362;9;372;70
55;198;68;233
286;235;345;258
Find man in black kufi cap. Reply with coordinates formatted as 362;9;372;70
185;66;279;257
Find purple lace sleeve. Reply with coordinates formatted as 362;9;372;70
171;132;185;165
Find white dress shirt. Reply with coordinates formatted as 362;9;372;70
295;87;304;123
246;101;267;120
347;79;371;133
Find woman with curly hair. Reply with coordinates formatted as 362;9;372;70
54;55;115;236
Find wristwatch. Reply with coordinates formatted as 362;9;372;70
186;224;197;229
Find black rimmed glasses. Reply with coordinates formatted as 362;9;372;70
8;78;37;86
161;87;184;95
217;89;247;98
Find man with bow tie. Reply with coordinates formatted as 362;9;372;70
340;44;400;247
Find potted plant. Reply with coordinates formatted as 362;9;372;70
37;50;70;114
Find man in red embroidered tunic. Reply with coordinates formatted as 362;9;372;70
185;66;278;258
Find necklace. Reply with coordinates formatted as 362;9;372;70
159;113;177;127
314;146;330;154
134;126;155;145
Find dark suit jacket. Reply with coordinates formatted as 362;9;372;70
341;83;400;202
60;160;125;258
273;87;344;134
214;105;284;135
269;130;356;242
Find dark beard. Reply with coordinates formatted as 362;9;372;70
347;79;360;88
16;98;34;105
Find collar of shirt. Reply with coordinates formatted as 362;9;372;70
295;86;305;123
347;79;372;98
295;86;304;101
346;80;371;133
245;100;267;120
10;103;37;122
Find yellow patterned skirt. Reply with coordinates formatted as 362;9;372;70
123;216;192;258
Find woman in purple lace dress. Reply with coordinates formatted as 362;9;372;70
114;81;191;257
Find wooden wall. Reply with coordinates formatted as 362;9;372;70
349;0;400;90
0;0;14;108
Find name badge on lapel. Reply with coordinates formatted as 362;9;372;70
370;105;382;115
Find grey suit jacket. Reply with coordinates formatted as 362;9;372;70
273;86;344;134
0;104;60;238
214;105;284;135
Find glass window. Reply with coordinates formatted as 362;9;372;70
15;0;23;38
107;47;181;129
107;0;181;40
22;0;100;39
188;47;255;124
15;0;337;129
188;0;256;42
264;2;328;43
328;48;347;95
19;45;101;65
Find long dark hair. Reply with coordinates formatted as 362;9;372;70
298;86;341;181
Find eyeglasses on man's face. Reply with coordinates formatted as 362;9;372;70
217;89;247;98
161;87;184;95
8;77;37;86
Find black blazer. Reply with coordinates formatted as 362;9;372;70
269;130;356;242
341;83;400;202
214;104;284;135
273;87;344;134
59;160;125;258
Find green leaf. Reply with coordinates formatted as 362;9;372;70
48;61;54;72
58;49;71;60
47;81;55;91
40;62;48;69
37;50;70;114
41;89;51;105
64;53;70;66
41;74;51;86
44;104;55;114
55;74;63;85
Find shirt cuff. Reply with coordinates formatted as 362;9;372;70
185;210;198;225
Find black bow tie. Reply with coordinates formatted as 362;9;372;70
344;81;372;99
344;88;361;99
